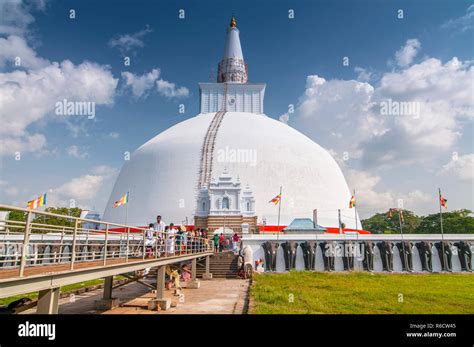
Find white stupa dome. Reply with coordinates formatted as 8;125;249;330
103;17;361;231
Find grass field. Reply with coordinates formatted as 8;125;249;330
250;271;474;314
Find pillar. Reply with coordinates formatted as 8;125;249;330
202;255;213;280
103;276;113;299
94;276;119;310
37;287;60;314
148;266;170;310
187;258;201;288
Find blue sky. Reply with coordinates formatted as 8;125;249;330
0;0;473;218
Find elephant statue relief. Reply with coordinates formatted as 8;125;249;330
363;241;375;272
454;241;472;272
435;241;453;272
319;241;335;271
342;241;357;271
377;241;394;272
281;241;298;271
396;241;414;272
262;241;279;272
416;241;432;272
300;241;317;271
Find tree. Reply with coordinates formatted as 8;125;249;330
361;210;421;234
416;209;474;234
32;207;82;228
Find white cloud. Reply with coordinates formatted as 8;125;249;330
290;52;473;170
66;145;89;159
0;179;19;198
344;167;431;218
0;0;46;37
122;68;160;98
108;25;152;55
0;35;48;69
442;5;474;32
0;60;118;155
122;68;189;99
440;154;474;181
156;79;189;99
394;39;421;67
354;66;374;82
47;165;118;207
0;1;119;156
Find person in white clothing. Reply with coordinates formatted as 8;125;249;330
166;223;176;255
153;215;166;255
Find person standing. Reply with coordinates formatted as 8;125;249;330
213;233;219;252
218;233;224;252
153;215;166;239
232;232;240;253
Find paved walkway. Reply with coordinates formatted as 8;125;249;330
20;278;250;314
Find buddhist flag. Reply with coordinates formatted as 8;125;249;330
349;194;356;208
387;208;396;218
439;191;447;209
27;193;47;210
269;193;281;205
113;192;129;208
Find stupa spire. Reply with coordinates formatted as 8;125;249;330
217;16;248;83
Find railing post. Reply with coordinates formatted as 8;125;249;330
142;230;146;260
103;224;109;266
154;231;158;259
19;211;33;277
58;227;65;263
70;219;79;270
125;227;130;262
191;258;197;281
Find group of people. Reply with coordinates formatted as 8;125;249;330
144;215;241;257
212;232;240;253
144;215;209;257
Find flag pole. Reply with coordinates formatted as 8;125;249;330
125;191;129;226
438;188;445;270
398;208;407;271
354;189;358;232
277;186;282;241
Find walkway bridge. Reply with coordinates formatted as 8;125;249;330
0;205;213;313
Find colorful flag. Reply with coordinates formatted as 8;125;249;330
349;194;356;208
387;208;396;218
113;192;129;208
27;193;47;210
268;193;281;205
439;192;447;209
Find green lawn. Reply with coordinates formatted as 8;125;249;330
250;271;474;314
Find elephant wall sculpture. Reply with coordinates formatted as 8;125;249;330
363;241;375;271
281;241;298;271
454;241;472;272
377;241;394;272
262;241;279;271
435;241;453;272
416;241;432;272
396;241;414;272
300;241;317;270
319;241;335;271
342;241;356;271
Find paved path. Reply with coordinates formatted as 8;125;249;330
20;278;250;314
